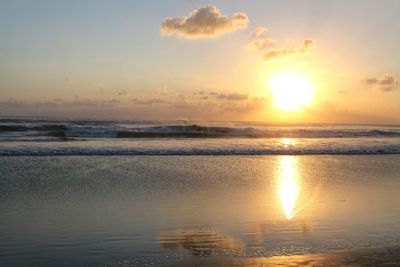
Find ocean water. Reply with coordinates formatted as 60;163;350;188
1;117;400;155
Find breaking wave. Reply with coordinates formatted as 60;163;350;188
1;118;400;155
1;119;400;140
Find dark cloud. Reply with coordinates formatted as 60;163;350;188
160;5;249;39
263;39;315;61
362;75;399;92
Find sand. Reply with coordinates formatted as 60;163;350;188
1;155;400;266
162;246;400;267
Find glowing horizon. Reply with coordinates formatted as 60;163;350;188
0;1;399;124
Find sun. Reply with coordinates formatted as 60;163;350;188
269;73;314;111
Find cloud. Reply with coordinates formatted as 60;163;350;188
58;98;121;107
245;26;275;51
131;98;168;105
118;90;128;96
245;38;276;51
216;93;248;101
245;26;316;61
194;91;248;101
160;5;249;39
362;74;399;92
263;39;315;61
193;91;205;95
252;27;267;38
16;98;122;108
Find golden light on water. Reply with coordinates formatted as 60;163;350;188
280;138;295;146
269;73;314;111
278;156;300;220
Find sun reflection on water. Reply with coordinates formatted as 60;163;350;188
280;138;295;146
278;156;300;220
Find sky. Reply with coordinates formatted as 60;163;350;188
0;0;399;124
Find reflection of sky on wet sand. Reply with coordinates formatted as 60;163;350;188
2;156;400;266
159;228;243;256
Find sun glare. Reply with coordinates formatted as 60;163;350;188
269;73;314;111
278;156;300;220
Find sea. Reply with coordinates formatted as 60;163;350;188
1;117;400;155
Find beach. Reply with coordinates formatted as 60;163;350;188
161;246;400;267
1;1;399;265
1;155;400;266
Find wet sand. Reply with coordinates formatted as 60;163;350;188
1;155;400;266
161;246;400;267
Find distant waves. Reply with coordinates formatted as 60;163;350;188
1;118;400;141
1;118;400;155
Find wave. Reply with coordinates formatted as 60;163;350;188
0;124;67;132
1;146;400;156
2;119;400;155
1;124;400;140
115;126;400;138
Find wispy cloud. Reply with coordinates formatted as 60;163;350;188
362;74;399;92
252;27;267;38
0;98;122;108
245;38;276;51
245;25;315;62
194;91;249;101
263;39;315;61
131;98;168;105
245;26;275;51
216;93;248;101
160;5;249;39
0;92;267;120
118;90;128;96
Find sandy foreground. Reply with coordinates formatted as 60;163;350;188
162;246;400;267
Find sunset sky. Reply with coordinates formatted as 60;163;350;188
1;0;399;123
